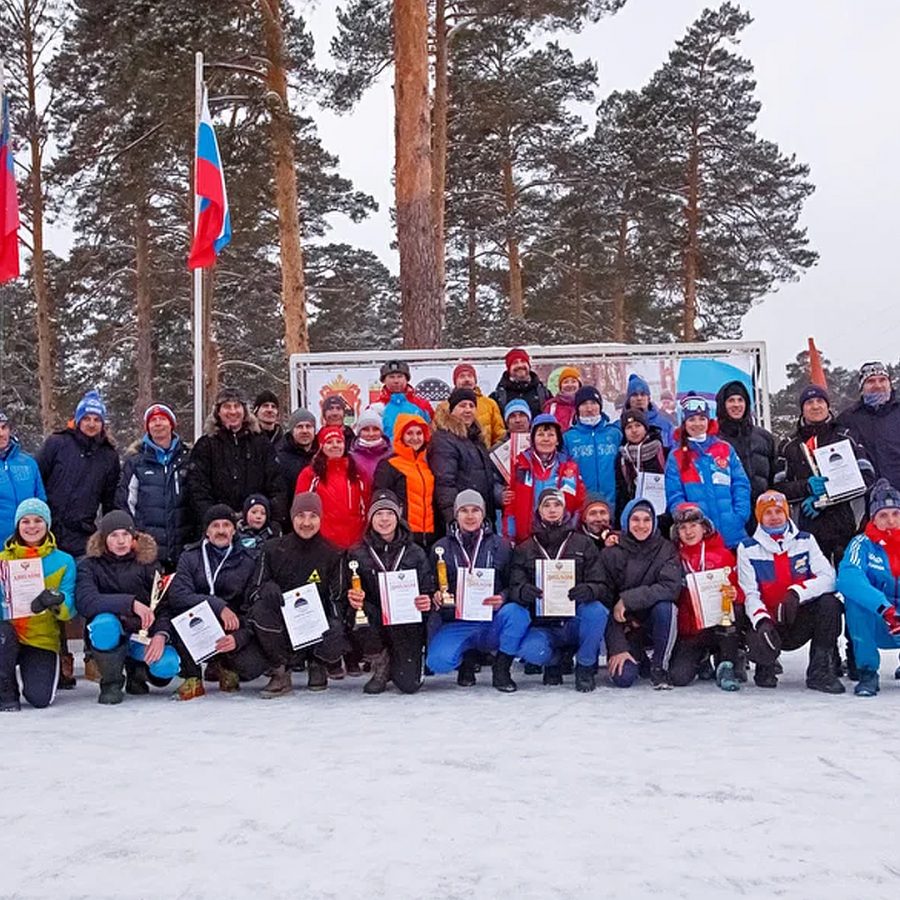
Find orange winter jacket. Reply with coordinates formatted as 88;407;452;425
373;414;435;541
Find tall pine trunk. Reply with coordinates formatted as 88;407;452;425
612;208;628;342
22;0;56;431
467;230;477;318
133;199;153;423
258;0;309;356
683;115;700;341
431;0;448;314
502;150;524;318
394;0;441;348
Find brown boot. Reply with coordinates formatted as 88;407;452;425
260;666;293;699
58;652;76;689
363;650;390;694
174;677;206;701
84;657;101;683
307;659;328;691
218;667;240;693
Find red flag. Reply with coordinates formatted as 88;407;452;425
807;338;827;389
0;94;20;283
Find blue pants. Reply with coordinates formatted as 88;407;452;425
426;603;531;673
845;599;900;671
518;602;608;668
609;601;678;688
88;613;181;680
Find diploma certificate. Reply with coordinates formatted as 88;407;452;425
535;559;576;617
281;583;329;650
635;472;667;517
0;558;46;620
172;601;226;663
378;569;422;626
685;567;732;630
456;567;495;622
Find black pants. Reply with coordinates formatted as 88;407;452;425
670;626;741;687
0;621;59;708
353;618;425;694
746;592;842;666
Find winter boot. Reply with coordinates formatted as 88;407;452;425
204;658;221;683
345;658;363;677
806;646;846;694
542;664;563;686
218;667;240;693
854;668;879;697
175;677;206;701
326;660;345;681
575;664;596;693
457;650;478;687
561;652;575;675
84;657;101;683
845;639;859;681
650;666;673;690
363;649;390;694
734;648;749;683
715;661;740;692
0;674;19;712
307;659;328;691
492;652;517;693
94;645;128;705
260;666;293;699
125;659;150;696
523;662;542;675
57;652;76;689
697;655;716;681
754;663;778;688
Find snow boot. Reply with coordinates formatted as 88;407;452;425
754;663;778;688
457;651;478;687
307;659;328;691
125;659;150;696
204;658;221;683
492;652;517;693
326;660;345;680
57;652;76;690
523;662;542;675
218;666;240;693
260;665;293;699
715;661;740;692
542;664;563;686
854;668;879;697
363;649;390;694
0;674;19;712
806;647;846;694
94;645;128;705
84;657;101;683
561;652;575;675
345;658;363;677
575;664;596;693
174;676;206;701
697;655;716;681
734;648;749;683
650;666;673;690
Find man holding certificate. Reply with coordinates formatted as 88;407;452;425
425;490;529;692
598;499;683;689
346;490;435;694
508;489;607;692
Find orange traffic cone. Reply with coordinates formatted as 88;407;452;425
808;337;828;389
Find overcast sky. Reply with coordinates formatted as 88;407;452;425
298;0;900;389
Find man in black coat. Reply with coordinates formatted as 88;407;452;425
599;498;683;689
428;388;496;534
243;491;350;697
116;403;193;570
490;347;551;420
187;386;287;527
715;380;776;527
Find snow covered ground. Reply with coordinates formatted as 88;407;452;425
2;646;899;900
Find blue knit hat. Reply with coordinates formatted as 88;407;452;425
798;384;829;410
75;390;106;426
679;392;711;422
503;399;532;423
626;373;651;402
15;498;51;527
870;478;900;516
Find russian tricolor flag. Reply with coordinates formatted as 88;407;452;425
0;93;20;284
188;86;231;270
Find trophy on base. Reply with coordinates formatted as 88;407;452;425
719;569;735;628
434;546;455;608
349;560;369;629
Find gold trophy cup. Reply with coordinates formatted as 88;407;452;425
719;567;735;628
349;560;369;628
434;546;455;608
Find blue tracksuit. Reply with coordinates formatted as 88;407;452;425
518;601;609;668
837;532;900;672
563;416;621;506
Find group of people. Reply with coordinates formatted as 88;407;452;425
3;349;900;712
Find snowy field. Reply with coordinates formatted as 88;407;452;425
2;646;900;900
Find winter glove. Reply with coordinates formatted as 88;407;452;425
807;475;829;498
777;589;800;626
800;496;821;519
568;583;595;604
30;589;63;614
516;584;543;607
756;617;782;655
883;606;900;636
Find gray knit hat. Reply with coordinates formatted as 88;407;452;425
287;408;316;430
368;489;402;523
454;489;486;516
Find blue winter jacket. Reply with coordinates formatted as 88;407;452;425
563;415;621;506
644;404;675;450
664;431;751;549
837;532;900;616
0;439;46;544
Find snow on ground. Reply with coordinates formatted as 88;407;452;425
2;647;899;900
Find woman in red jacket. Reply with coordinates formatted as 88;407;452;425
295;426;367;550
669;502;744;691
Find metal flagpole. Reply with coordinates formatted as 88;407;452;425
192;51;204;443
0;58;6;404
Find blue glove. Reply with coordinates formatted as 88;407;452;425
801;496;820;519
807;475;829;498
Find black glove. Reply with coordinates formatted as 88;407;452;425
31;589;63;614
777;589;800;626
568;583;595;604
756;617;782;655
516;583;543;607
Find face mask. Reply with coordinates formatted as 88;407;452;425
688;433;708;443
761;522;788;537
579;415;601;427
864;391;891;408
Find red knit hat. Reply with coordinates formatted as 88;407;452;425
317;425;346;446
505;348;530;372
453;363;477;385
143;403;176;431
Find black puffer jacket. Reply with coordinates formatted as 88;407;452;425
37;427;120;558
715;381;776;517
490;371;551;420
115;436;194;566
779;415;874;561
507;519;603;622
274;433;317;504
168;538;257;617
838;393;900;490
427;405;496;532
187;414;286;525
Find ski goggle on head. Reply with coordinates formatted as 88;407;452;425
679;396;710;420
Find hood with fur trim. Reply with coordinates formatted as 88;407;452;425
86;530;158;564
204;410;261;437
433;402;485;442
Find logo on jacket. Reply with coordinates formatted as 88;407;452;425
792;554;810;577
716;457;728;469
307;570;321;583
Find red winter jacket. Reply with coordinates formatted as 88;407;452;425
676;532;743;636
295;457;367;550
506;449;586;541
542;393;577;432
